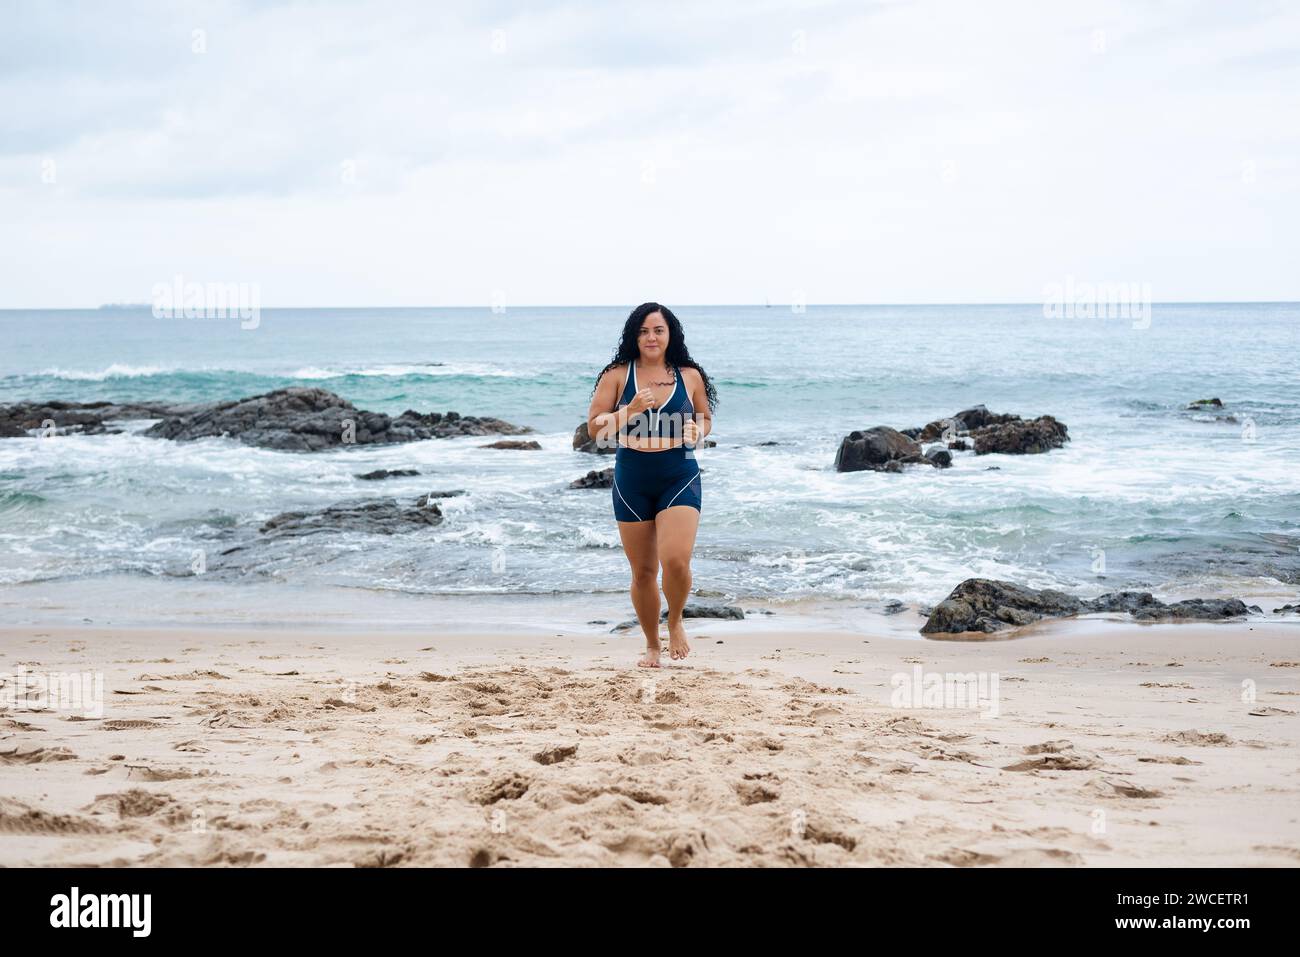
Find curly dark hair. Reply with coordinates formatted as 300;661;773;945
590;302;718;411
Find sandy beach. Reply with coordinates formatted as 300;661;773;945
3;616;1297;867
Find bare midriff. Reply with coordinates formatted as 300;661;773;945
617;435;687;452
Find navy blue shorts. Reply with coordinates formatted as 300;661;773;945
612;444;701;523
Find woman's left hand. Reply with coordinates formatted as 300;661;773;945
682;419;701;446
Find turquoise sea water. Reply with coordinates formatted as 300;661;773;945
1;304;1297;618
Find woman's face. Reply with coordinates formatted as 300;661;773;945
637;311;669;361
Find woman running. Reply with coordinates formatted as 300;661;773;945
586;303;718;667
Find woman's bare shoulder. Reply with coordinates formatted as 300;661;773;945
597;362;629;386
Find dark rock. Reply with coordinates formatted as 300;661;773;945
913;404;1069;454
1184;397;1237;423
1085;591;1164;616
921;578;1258;635
356;468;421;480
921;579;1084;634
573;421;616;454
952;404;1016;431
143;388;529;451
479;439;541;450
882;599;907;615
834;427;924;472
1085;592;1256;619
1127;597;1253;621
838;405;1068;472
1274;604;1300;615
569;468;614;489
916;405;1020;442
677;602;745;620
0;400;187;438
609;601;745;632
923;447;952;468
259;497;444;539
969;415;1069;455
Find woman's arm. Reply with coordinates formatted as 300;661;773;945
586;366;635;449
685;368;712;440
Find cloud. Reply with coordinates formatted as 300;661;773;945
1;0;1297;305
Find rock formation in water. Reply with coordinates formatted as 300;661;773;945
920;578;1258;635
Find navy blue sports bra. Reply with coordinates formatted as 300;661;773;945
616;358;694;441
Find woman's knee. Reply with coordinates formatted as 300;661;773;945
630;565;658;586
660;555;691;579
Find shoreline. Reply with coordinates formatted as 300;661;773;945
2;575;1296;639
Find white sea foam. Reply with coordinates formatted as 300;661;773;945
288;363;524;379
35;364;174;381
26;361;527;382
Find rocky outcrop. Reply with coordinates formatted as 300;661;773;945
1184;397;1238;423
914;405;1069;455
838;405;1068;472
0;400;188;438
921;579;1083;633
144;388;530;451
610;600;746;632
835;427;931;473
923;447;952;468
1101;595;1258;620
920;578;1259;635
356;468;421;480
911;405;1018;442
255;495;449;540
569;468;614;489
677;601;745;621
479;440;541;450
573;422;616;454
4;389;530;450
968;415;1069;455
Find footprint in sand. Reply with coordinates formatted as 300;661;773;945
0;798;106;836
0;746;77;764
1163;729;1233;746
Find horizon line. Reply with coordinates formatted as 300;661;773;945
2;299;1298;312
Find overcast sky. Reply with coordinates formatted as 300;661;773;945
2;0;1297;307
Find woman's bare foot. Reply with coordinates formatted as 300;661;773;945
638;635;662;668
667;616;690;661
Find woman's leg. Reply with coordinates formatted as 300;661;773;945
655;504;700;660
617;519;661;666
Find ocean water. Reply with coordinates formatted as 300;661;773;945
1;304;1298;623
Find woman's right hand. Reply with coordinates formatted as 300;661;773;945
626;387;657;416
